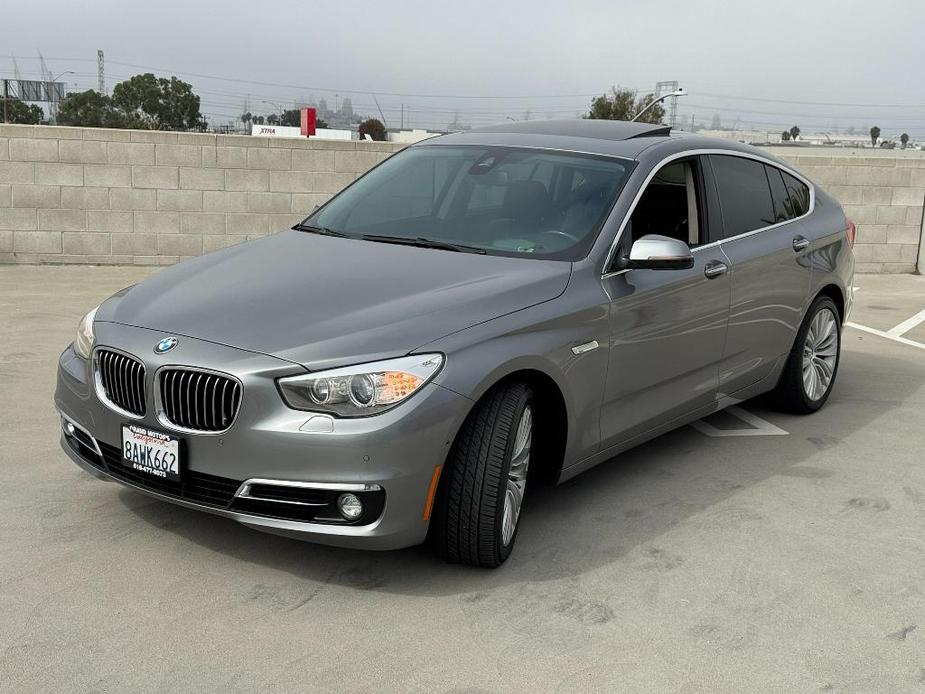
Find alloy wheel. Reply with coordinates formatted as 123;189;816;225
802;308;838;401
501;405;532;546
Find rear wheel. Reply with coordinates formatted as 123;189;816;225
773;296;841;413
432;382;533;567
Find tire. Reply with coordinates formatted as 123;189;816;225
772;296;841;414
432;382;534;568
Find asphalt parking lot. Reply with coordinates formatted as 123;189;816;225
1;266;924;693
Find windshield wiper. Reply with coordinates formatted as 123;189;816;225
292;223;352;238
361;234;487;255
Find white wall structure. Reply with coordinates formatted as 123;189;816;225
251;125;303;138
310;129;353;141
387;129;440;144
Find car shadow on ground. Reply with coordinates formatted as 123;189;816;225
120;350;921;597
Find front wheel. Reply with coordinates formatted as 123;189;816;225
773;296;841;414
432;382;533;567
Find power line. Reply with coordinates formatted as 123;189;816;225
7;54;925;108
684;102;925;123
690;89;925;109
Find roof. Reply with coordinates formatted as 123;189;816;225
467;119;671;140
417;119;772;163
419;119;676;158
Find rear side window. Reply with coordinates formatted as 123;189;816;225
709;155;775;238
782;171;811;217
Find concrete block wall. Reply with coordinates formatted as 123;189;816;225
1;126;923;272
764;147;925;273
0;124;403;265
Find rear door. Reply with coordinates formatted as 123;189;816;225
706;154;813;394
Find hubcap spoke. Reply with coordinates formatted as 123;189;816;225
501;405;532;547
801;308;838;401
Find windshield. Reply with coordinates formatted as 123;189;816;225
303;145;634;259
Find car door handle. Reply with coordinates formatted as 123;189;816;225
792;235;810;252
703;261;728;279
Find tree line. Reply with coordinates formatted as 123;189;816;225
2;73;205;130
1;72;391;140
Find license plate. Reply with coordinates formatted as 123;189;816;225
121;424;181;481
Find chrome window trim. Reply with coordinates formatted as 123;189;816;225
92;346;146;420
601;148;816;279
153;364;244;436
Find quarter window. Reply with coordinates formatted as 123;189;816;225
709;155;776;238
764;165;812;222
782;171;811;217
765;165;792;223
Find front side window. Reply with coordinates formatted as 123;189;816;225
628;159;703;247
709;155;776;238
305;146;633;260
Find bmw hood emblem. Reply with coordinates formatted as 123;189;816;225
154;337;179;354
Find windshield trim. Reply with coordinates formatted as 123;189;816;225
300;144;638;262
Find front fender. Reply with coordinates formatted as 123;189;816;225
420;280;610;469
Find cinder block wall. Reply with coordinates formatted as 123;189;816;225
764;147;925;274
1;125;923;272
0;123;403;265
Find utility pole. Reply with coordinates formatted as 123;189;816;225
3;79;8;124
97;50;105;94
401;103;404;130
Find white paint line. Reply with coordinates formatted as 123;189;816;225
846;321;925;352
691;406;789;438
887;308;925;337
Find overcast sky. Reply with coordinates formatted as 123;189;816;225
3;0;925;136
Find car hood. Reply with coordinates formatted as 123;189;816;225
98;230;571;370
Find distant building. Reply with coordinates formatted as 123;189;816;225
696;129;887;148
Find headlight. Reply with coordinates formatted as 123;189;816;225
74;306;99;359
277;354;444;417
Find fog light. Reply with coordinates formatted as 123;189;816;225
65;421;75;436
337;493;363;520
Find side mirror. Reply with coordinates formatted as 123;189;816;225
625;234;694;270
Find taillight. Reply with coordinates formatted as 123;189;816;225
845;219;857;248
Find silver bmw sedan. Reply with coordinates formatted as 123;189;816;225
56;119;855;567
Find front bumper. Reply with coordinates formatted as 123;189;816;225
55;322;472;550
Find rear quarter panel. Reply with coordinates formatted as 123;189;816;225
805;187;855;320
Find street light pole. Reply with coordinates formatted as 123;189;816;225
49;70;74;125
631;88;686;123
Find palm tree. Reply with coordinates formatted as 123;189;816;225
900;133;909;149
870;126;881;147
789;126;800;141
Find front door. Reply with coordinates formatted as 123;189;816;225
599;157;731;450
